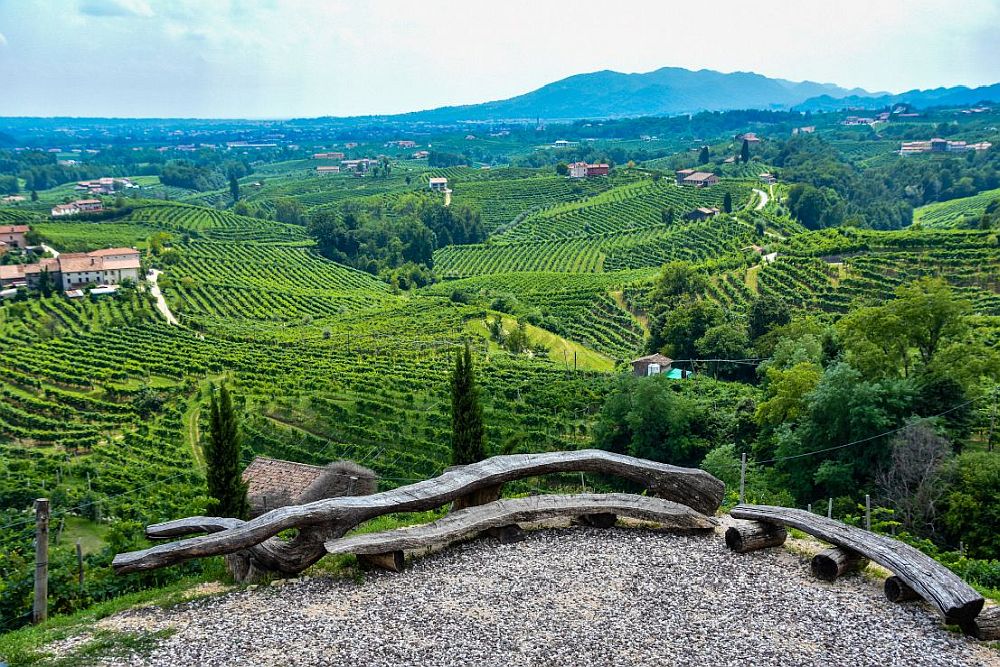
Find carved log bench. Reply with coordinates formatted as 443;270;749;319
729;504;984;627
325;493;718;571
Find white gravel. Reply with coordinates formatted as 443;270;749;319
78;527;997;666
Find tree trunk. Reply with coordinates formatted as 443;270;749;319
811;547;869;581
724;521;787;553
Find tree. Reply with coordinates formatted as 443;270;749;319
229;174;240;202
698;146;710;165
940;451;1000;558
723;191;733;213
661;206;674;225
555;162;569;176
593;375;707;466
876;423;950;537
740;139;750;164
654;299;723;360
748;295;791;341
30;190;38;202
37;268;54;298
451;343;486;465
205;383;248;518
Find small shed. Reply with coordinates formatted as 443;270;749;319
631;353;674;377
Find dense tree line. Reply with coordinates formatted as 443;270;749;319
308;194;485;288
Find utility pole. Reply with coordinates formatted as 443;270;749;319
76;539;85;590
739;451;747;504
34;498;49;624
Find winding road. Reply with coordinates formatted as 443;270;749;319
147;269;178;325
751;188;769;211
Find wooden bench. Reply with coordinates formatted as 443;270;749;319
729;504;984;626
326;493;717;571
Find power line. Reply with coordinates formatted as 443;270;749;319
756;393;989;465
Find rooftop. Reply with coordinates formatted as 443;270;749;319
242;456;326;501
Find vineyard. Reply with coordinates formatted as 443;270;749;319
913;187;1000;228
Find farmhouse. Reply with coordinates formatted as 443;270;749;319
630;353;673;377
675;168;695;184
242;456;377;518
759;173;777;184
792;126;816;135
412;150;430;159
0;224;30;248
312;152;345;160
429;177;449;192
75;177;136;195
341;159;374;173
737;132;761;144
1;195;26;204
568;162;610;178
316;166;341;175
899;139;992;155
680;171;719;188
51;199;104;217
686;207;721;220
0;247;141;291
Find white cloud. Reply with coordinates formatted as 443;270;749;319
0;32;7;47
79;0;153;18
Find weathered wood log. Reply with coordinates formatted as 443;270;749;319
884;575;920;602
358;551;405;573
325;494;716;557
486;524;526;544
452;483;502;511
113;451;724;577
724;521;787;553
577;513;617;529
731;505;984;625
811;547;869;581
960;606;1000;641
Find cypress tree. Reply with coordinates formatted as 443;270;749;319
229;174;240;202
741;139;750;164
205;383;248;518
451;343;486;465
698;145;710;164
723;192;733;214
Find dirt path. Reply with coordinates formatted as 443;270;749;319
146;269;178;325
752;188;769;210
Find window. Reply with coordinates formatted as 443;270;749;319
647;363;660;376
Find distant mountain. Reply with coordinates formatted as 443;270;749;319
391;67;878;122
796;84;1000;111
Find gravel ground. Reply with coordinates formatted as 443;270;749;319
64;527;997;667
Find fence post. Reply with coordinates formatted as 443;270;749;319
76;539;84;590
807;503;812;514
33;498;49;624
826;497;833;519
865;494;871;531
739;452;747;504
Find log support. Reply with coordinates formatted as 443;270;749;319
811;547;869;581
452;483;503;512
960;606;1000;641
358;551;405;573
884;575;920;603
486;524;526;544
724;521;787;553
577;513;618;529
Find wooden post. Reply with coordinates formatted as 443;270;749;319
739;452;747;504
807;503;812;514
865;494;871;531
573;351;577;371
76;539;84;590
33;498;49;624
827;497;832;519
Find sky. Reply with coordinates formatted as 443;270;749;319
0;0;998;119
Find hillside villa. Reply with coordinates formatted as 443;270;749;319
75;177;137;195
312;152;345;159
0;247;141;291
1;195;26;204
429;177;449;192
759;173;777;184
341;158;374;173
412;150;430;159
899;139;992;155
568;162;610;178
316;166;341;175
676;170;719;187
0;224;30;248
51;199;104;217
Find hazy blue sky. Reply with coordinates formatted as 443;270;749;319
1;0;998;118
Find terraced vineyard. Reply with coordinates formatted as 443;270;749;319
497;178;752;242
913;187;1000;228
